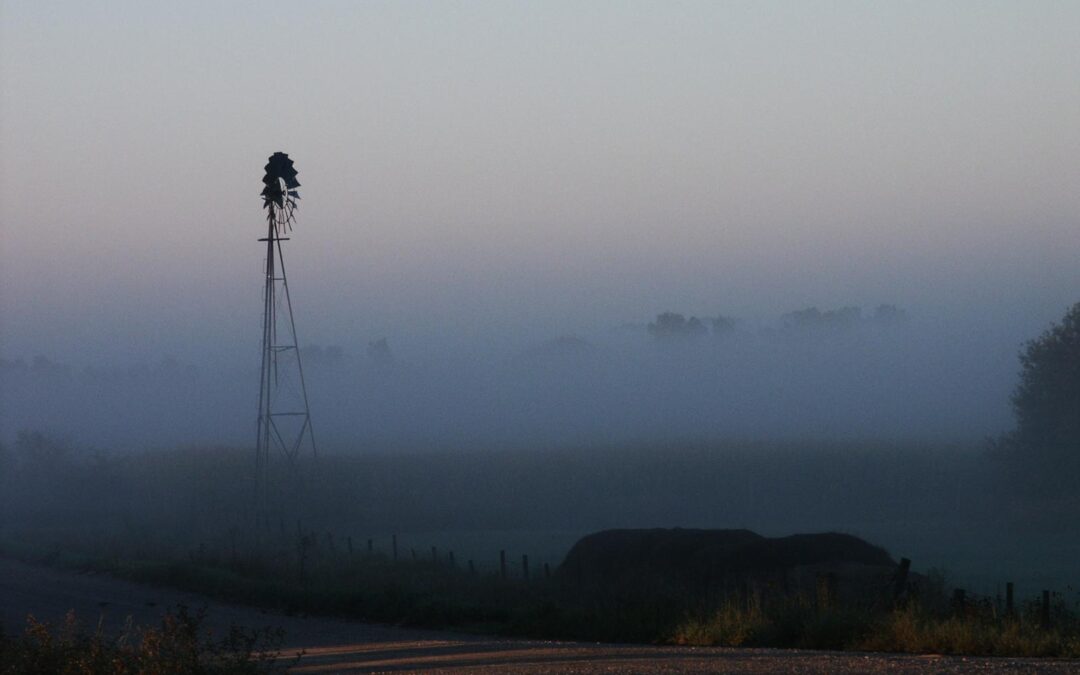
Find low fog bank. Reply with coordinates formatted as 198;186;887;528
0;306;1018;451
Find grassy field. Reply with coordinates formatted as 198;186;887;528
2;437;1079;657
4;531;1080;658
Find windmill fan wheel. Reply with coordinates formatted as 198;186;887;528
261;152;301;227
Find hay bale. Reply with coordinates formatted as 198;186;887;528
556;528;896;601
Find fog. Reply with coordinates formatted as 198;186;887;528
3;2;1077;451
0;302;1038;451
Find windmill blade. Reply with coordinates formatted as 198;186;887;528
261;151;300;211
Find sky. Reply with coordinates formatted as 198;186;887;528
1;0;1078;367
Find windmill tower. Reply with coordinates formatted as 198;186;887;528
255;152;316;525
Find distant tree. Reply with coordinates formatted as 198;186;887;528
648;312;707;340
872;304;907;324
301;344;345;369
649;312;685;337
367;337;394;364
1008;302;1080;473
823;306;862;326
14;430;69;469
711;315;736;336
781;307;822;329
781;306;862;330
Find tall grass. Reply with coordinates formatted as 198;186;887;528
673;596;1080;656
858;600;1080;657
0;606;292;674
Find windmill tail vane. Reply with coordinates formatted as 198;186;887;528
261;151;301;232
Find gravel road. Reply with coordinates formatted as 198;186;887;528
2;557;1076;673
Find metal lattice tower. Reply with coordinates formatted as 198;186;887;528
255;152;316;524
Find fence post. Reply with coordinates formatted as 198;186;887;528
953;588;966;615
816;574;830;611
893;557;910;604
298;535;310;584
500;550;507;580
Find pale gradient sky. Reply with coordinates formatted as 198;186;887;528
1;0;1078;364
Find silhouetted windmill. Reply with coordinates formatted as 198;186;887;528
255;152;316;524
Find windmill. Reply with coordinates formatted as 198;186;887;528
254;152;316;525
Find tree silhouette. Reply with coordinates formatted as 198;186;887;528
1005;302;1080;496
711;315;736;335
648;312;707;340
1011;302;1080;452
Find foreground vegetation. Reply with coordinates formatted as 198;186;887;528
4;534;1079;659
674;596;1080;657
2;428;1079;660
0;605;290;674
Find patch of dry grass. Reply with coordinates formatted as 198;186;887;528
0;606;292;674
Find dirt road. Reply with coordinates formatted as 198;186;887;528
2;557;1075;673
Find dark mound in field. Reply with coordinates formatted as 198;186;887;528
556;528;896;599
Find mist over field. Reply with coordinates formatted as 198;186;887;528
0;303;1030;452
8;298;1080;594
2;1;1077;452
